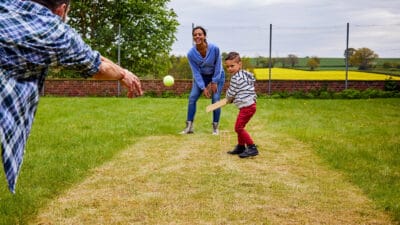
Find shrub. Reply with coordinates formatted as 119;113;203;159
270;93;282;99
319;91;332;99
382;62;394;69
277;91;291;98
161;91;176;98
291;91;307;99
384;77;399;91
143;91;158;97
360;88;379;98
339;89;362;99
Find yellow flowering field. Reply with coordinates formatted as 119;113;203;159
254;68;400;81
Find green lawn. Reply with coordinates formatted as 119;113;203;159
258;99;400;220
0;97;399;224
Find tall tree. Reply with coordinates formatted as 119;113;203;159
287;54;299;68
168;55;191;79
307;56;320;71
344;47;356;67
344;47;356;58
68;0;178;77
349;48;379;70
254;56;270;68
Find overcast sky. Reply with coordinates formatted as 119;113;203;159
168;0;400;58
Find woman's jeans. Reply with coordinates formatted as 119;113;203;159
186;75;224;123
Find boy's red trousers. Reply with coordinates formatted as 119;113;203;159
235;103;256;146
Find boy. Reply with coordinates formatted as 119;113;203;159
225;52;258;158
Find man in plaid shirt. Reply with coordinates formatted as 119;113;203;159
0;0;143;193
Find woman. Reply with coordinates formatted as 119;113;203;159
181;26;225;135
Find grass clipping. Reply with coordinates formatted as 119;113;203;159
32;132;393;225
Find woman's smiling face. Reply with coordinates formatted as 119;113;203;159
192;28;206;45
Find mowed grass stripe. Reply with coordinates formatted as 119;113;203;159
31;133;393;225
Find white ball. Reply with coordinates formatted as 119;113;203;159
163;75;174;87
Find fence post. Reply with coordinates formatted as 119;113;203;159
345;22;349;89
117;23;122;96
268;24;272;96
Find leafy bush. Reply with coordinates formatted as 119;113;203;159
270;93;282;99
360;88;380;98
290;91;308;99
384;77;399;91
143;91;159;97
383;62;394;69
319;91;332;99
335;89;361;99
161;91;176;98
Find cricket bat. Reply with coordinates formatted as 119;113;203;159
206;98;228;113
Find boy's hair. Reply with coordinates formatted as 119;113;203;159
225;52;241;62
192;26;207;36
32;0;70;11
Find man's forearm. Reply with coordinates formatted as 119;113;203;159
92;56;124;80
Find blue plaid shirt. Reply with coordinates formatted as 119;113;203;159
0;0;101;193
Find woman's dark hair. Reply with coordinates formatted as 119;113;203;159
32;0;70;11
192;26;207;36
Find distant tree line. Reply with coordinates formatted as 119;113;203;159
168;47;384;79
254;47;379;71
168;53;255;79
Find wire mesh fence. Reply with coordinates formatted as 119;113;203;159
172;23;400;58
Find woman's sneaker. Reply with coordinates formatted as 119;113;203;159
180;121;194;134
212;122;219;135
239;144;259;158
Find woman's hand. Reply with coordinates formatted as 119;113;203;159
203;88;211;98
211;82;218;94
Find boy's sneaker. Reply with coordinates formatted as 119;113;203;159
227;145;245;154
239;144;259;158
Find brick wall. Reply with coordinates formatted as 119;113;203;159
41;79;398;97
42;79;121;96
